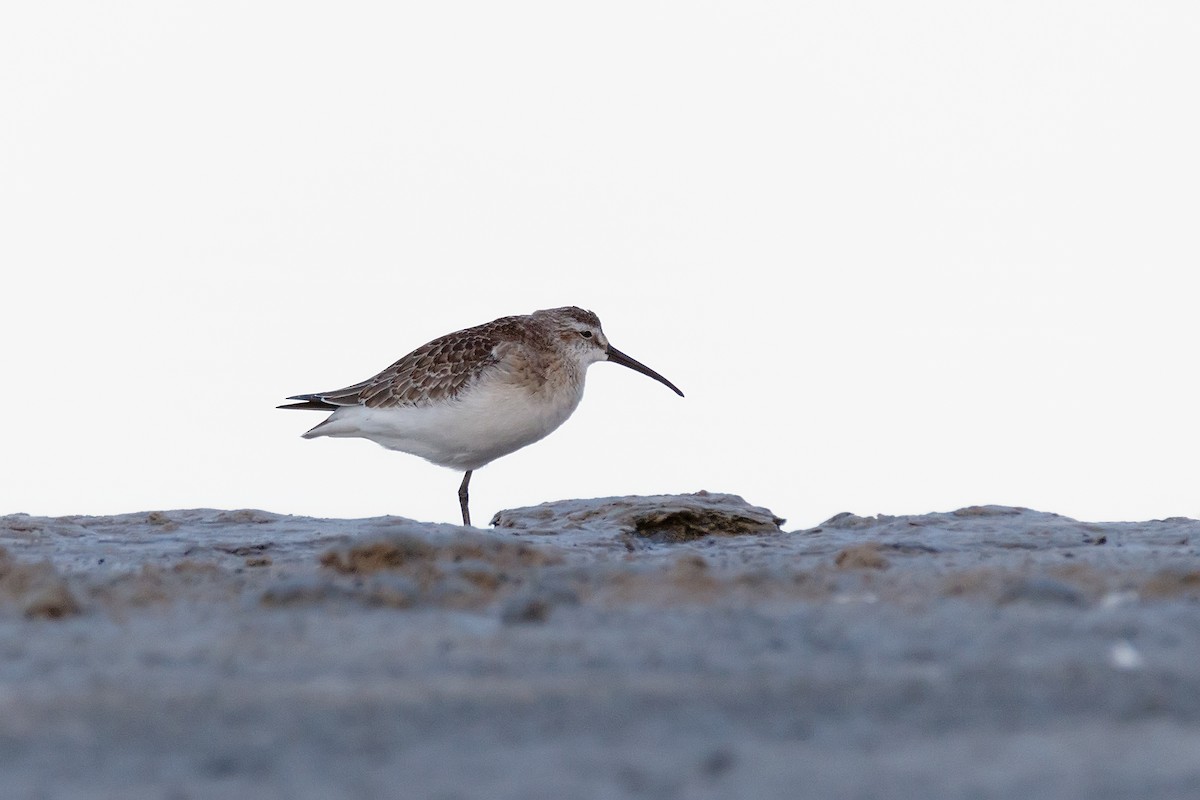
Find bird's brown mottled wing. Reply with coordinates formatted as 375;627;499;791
359;325;505;408
292;317;528;410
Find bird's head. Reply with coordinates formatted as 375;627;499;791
539;306;684;397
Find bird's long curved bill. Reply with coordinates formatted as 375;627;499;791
606;345;684;397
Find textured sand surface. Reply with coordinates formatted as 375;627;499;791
2;494;1199;799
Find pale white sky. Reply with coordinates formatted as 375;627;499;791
3;2;1197;527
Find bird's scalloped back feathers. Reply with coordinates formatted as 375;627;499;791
359;326;501;408
304;315;551;409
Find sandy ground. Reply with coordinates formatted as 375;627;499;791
2;493;1200;799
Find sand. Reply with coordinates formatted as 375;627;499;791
2;493;1199;799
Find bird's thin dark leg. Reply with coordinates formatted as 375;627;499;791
458;471;472;526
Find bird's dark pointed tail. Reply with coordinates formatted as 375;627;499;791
277;394;339;411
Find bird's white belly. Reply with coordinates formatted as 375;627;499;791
310;380;584;471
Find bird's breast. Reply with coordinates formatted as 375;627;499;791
437;373;585;468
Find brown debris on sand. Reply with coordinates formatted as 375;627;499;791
311;530;566;610
319;531;561;574
834;542;890;570
0;546;81;619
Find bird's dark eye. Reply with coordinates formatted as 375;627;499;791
579;330;593;339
